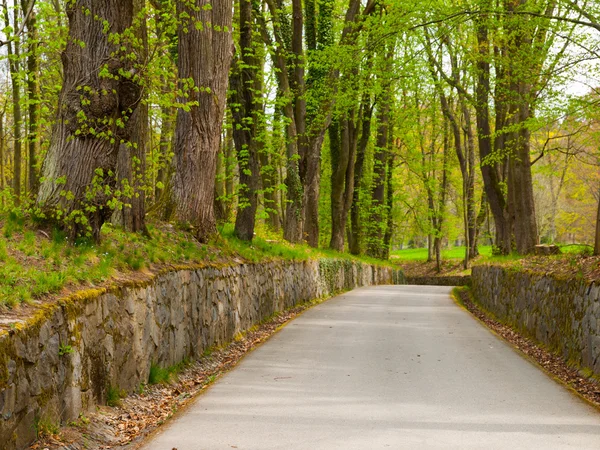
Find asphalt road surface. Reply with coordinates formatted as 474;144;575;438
141;285;600;450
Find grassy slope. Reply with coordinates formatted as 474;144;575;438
0;215;398;308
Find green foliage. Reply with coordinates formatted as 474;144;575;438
35;417;60;438
148;359;191;385
106;385;125;407
59;344;74;356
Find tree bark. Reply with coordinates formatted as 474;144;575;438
474;6;511;254
20;0;39;197
0;113;4;202
595;186;600;256
112;0;148;234
3;1;22;203
259;1;303;242
36;0;140;241
382;151;395;260
155;105;174;202
366;99;389;259
172;0;233;242
231;0;261;241
348;96;372;255
329;113;358;251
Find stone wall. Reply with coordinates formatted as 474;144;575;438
0;259;403;449
472;265;600;378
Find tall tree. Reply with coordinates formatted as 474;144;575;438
230;0;262;241
3;0;22;203
20;0;39;196
258;0;303;242
328;0;366;251
112;0;149;234
37;0;142;241
172;0;233;242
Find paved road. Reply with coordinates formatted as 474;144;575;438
141;285;600;450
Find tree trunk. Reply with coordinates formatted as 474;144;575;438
172;0;233;242
4;1;22;203
231;0;261;242
472;192;488;256
36;0;140;241
475;8;511;254
595;187;600;256
348;98;372;255
382;152;394;260
506;86;538;254
259;137;281;231
225;126;236;218
155;105;174;202
366;101;389;259
112;0;148;234
329;114;358;251
0;114;4;202
20;0;39;197
259;1;303;242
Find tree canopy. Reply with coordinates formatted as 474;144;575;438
0;0;598;263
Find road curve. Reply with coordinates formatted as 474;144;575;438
140;285;600;450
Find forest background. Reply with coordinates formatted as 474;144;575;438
0;0;599;285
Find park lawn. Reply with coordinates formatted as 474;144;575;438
391;245;494;261
391;244;591;262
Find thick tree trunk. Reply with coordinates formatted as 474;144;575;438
506;84;538;253
231;0;261;242
113;0;148;234
172;0;233;242
37;0;140;241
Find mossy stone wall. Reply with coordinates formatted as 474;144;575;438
0;259;403;449
472;265;600;378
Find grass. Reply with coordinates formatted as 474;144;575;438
148;359;191;385
0;213;215;307
106;385;126;407
391;245;493;261
391;244;591;263
0;212;397;309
